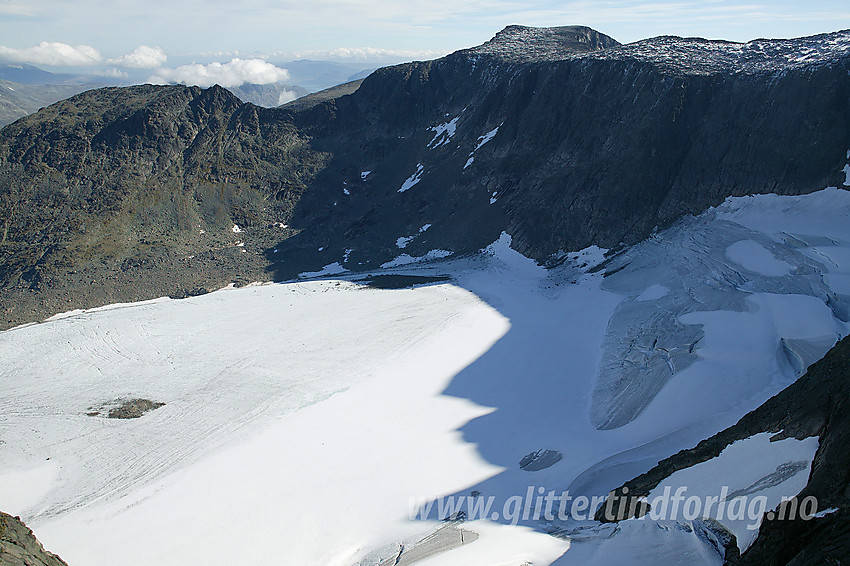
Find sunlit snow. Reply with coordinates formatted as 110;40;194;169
0;188;848;566
399;163;424;192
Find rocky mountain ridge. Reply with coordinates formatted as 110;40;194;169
1;25;849;328
589;29;850;74
0;83;328;327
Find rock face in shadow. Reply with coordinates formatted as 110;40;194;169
273;27;850;279
594;335;850;565
2;26;850;328
519;448;564;471
0;512;68;566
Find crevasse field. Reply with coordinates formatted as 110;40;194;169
1;189;849;565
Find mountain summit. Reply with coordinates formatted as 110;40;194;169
460;24;620;61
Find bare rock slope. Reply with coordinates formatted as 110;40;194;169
0;512;67;566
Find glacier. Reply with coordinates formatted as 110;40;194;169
0;188;848;565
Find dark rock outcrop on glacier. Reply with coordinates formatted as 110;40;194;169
595;335;850;565
1;26;849;329
0;512;68;566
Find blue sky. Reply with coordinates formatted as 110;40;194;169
2;0;849;84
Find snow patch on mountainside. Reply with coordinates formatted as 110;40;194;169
395;224;432;249
380;249;453;267
428;116;460;148
474;125;501;150
484;231;545;276
399;163;424;192
299;262;349;278
464;124;501;170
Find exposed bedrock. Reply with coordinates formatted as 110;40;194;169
2;27;850;327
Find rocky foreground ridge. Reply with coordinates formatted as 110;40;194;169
0;512;67;566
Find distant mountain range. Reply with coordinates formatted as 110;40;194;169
273;59;375;92
0;62;102;85
0;59;374;127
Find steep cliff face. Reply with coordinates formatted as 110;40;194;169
1;26;849;326
271;26;850;277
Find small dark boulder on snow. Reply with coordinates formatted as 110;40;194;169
519;449;563;471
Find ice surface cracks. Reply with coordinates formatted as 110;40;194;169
592;213;848;430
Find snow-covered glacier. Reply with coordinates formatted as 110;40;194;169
0;188;848;565
593;188;849;430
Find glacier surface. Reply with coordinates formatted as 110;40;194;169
0;189;848;565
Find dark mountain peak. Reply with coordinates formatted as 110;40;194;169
457;25;850;75
460;24;620;62
192;83;242;109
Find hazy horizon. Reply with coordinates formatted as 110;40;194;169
2;0;850;87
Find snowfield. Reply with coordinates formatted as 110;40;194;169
1;188;849;565
648;432;820;552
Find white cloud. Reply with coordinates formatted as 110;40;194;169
149;58;290;88
277;89;298;105
107;46;167;69
0;2;36;17
286;47;448;61
0;41;102;66
92;67;129;78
